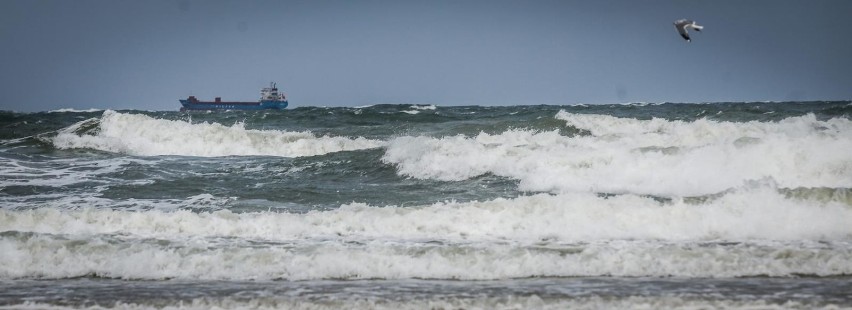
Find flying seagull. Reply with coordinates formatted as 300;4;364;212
674;19;703;42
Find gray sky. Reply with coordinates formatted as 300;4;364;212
1;0;851;112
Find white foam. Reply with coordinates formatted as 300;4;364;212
2;189;850;243
0;157;135;188
2;188;851;280
4;297;840;310
400;104;438;114
383;113;852;196
51;111;385;157
0;192;236;213
411;104;437;110
1;232;850;280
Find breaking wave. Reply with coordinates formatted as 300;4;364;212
383;112;852;197
2;188;851;243
1;187;851;280
51;110;385;157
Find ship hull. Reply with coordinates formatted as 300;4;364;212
179;99;288;111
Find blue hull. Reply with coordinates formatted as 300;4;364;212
179;100;288;111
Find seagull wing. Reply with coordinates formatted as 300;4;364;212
689;23;703;32
674;19;693;28
674;20;691;41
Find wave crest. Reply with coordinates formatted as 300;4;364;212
51;110;385;157
383;113;852;196
2;188;850;243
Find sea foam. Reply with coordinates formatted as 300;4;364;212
383;112;852;196
1;231;850;280
52;110;385;157
2;188;850;243
2;296;842;310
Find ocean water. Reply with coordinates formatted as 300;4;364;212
1;101;851;309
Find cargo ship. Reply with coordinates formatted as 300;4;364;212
180;83;288;111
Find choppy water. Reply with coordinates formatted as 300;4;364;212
1;102;851;309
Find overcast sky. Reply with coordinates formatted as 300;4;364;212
1;0;851;112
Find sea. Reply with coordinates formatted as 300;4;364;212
1;101;851;309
